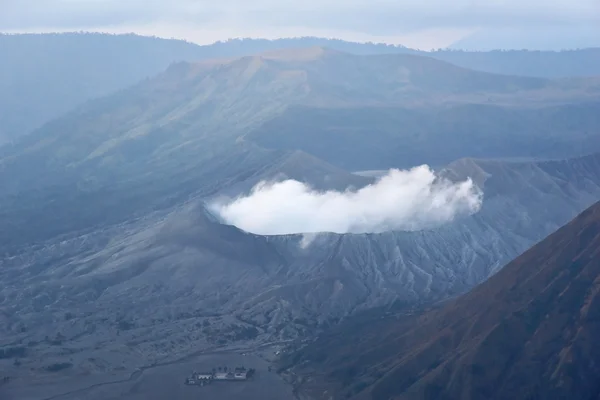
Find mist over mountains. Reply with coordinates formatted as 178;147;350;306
1;32;600;400
1;32;600;145
450;25;600;51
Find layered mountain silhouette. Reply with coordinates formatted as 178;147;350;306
2;32;600;144
1;47;599;244
2;40;600;399
450;26;600;51
284;200;600;400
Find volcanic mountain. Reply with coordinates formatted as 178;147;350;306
284;200;600;400
2;153;599;382
1;46;600;360
2;47;600;251
2;45;600;399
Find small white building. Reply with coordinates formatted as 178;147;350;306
214;372;229;380
234;367;248;379
196;372;213;381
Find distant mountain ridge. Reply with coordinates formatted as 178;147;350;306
0;47;578;189
1;33;600;144
450;26;600;51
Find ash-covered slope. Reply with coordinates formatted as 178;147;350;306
286;201;600;400
261;152;600;315
2;153;600;373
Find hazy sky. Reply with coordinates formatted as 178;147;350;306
1;0;599;49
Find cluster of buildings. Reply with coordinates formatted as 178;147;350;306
185;367;252;386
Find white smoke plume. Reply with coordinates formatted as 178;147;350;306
211;165;483;235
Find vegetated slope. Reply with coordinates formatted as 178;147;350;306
285;200;600;400
248;101;600;170
233;37;600;78
0;54;311;194
213;37;600;78
0;46;589;193
0;33;211;144
2;33;600;144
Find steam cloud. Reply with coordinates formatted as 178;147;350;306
211;165;483;235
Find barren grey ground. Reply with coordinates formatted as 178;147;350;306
1;345;297;400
